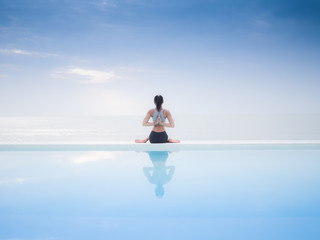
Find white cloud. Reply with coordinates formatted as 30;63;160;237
0;48;31;55
0;177;31;186
100;0;116;6
91;0;117;10
52;67;119;84
0;48;58;57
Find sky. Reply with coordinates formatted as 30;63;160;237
0;0;319;116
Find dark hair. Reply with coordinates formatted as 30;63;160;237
154;95;163;111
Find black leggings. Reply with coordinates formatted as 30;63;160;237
149;131;168;143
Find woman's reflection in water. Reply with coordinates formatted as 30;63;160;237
143;151;175;198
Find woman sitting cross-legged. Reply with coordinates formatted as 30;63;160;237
135;95;180;143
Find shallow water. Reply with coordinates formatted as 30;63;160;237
0;148;320;239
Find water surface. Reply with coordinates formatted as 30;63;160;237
0;149;320;239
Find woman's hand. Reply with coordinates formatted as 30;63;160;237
155;116;161;126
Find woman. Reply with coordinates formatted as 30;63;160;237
135;95;180;143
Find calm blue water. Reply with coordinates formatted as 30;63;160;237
1;148;320;239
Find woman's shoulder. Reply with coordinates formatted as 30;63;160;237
147;108;155;115
162;109;171;116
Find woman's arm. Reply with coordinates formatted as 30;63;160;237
142;110;157;126
160;110;175;128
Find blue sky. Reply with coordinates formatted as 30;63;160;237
0;0;319;116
